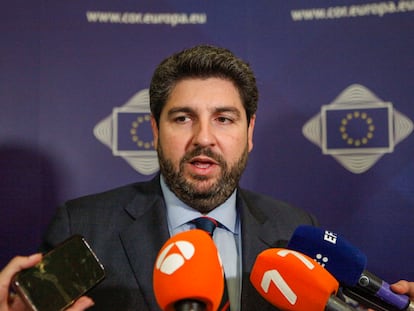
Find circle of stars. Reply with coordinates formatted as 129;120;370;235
130;115;154;149
339;111;375;147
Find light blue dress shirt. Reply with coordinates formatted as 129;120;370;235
160;175;241;311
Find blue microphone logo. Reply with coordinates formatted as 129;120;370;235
315;254;329;267
323;231;337;244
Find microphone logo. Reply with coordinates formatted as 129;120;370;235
315;254;329;267
261;270;297;304
260;250;316;306
323;230;337;244
155;240;195;275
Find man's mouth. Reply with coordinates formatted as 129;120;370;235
193;161;212;168
189;156;219;169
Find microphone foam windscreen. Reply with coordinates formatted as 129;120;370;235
250;248;339;311
153;229;224;311
287;225;367;286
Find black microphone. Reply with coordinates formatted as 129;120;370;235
174;299;206;311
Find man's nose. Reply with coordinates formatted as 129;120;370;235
192;121;216;147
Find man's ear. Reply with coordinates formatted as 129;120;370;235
247;114;256;152
151;115;159;150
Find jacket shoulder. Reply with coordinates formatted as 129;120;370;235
65;177;161;211
239;188;318;226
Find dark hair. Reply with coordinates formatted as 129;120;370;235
149;45;258;126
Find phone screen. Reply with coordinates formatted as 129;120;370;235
13;235;105;311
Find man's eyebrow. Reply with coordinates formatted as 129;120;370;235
166;106;242;117
167;107;195;116
214;107;242;117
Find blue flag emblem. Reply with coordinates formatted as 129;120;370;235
321;104;393;154
302;84;412;173
113;110;154;155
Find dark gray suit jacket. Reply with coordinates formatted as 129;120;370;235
41;175;317;311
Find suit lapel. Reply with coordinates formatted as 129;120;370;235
119;177;170;311
238;190;286;311
238;189;285;272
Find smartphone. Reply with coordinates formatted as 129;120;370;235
12;235;105;311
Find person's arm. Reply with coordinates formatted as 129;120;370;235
0;254;94;311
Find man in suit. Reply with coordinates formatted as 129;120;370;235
1;45;413;311
40;44;317;311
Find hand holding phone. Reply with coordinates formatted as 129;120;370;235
0;253;42;310
12;235;105;311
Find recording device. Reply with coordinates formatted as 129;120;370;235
12;235;105;311
153;229;225;311
287;225;414;311
250;248;356;311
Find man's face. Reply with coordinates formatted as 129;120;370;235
151;77;255;213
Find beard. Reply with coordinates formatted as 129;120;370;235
157;143;249;214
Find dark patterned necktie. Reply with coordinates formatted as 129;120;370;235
191;217;230;311
191;216;218;237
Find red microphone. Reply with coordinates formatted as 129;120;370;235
250;248;356;311
153;229;225;311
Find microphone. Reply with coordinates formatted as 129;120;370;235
153;229;224;311
250;248;356;311
287;225;414;311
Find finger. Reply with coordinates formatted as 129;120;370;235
0;254;42;307
393;280;414;298
390;280;410;295
9;293;30;310
0;254;42;284
66;296;95;311
0;254;42;285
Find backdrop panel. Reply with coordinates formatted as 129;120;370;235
1;0;413;282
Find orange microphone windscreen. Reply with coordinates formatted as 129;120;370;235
250;248;339;311
153;229;224;311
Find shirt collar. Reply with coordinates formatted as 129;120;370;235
160;175;238;234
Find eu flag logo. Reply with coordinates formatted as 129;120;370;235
321;103;394;155
112;108;154;156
